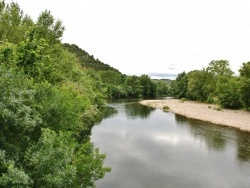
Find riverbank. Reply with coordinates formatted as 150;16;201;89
140;99;250;132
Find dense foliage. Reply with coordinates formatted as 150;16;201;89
64;43;169;99
171;60;250;110
0;2;111;187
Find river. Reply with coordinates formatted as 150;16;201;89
91;100;250;188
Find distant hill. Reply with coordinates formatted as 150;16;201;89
63;43;121;73
152;78;173;85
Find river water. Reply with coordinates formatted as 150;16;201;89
91;100;250;188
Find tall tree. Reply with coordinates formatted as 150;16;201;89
35;10;64;44
206;60;233;77
171;72;188;99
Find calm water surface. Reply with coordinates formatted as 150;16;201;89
91;100;250;188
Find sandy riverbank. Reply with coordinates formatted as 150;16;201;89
140;99;250;132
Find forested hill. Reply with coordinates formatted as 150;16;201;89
63;43;169;99
64;43;121;73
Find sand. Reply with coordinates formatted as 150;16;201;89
140;99;250;132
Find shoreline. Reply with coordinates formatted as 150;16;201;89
140;99;250;132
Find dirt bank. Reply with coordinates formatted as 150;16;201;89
140;99;250;132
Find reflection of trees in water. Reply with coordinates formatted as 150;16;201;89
174;114;227;151
175;114;250;162
124;103;155;119
236;131;250;162
95;106;118;125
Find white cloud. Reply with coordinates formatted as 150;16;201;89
8;0;250;78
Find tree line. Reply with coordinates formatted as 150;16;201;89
64;43;169;99
0;2;111;187
170;60;250;110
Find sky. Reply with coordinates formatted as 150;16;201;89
7;0;250;78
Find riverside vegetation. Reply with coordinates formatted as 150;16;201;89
0;1;169;187
1;1;250;187
170;60;250;110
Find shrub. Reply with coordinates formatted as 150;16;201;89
163;106;170;111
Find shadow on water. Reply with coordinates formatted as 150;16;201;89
236;131;250;162
175;114;250;161
94;105;118;126
174;114;228;151
124;102;155;119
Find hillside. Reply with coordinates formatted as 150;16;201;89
64;43;121;73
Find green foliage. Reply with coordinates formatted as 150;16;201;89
239;62;250;78
240;78;250;109
25;128;76;188
216;76;242;109
0;2;110;187
139;74;157;98
124;75;142;98
63;43;160;99
0;66;42;159
0;150;32;188
73;142;111;188
171;72;188;99
63;43;121;72
35;10;65;44
203;72;217;102
187;70;207;101
100;70;122;85
0;1;34;44
0;42;18;67
26;128;111;188
206;60;233;77
172;60;244;110
163;106;170;111
155;81;169;96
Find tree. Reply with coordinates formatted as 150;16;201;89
216;76;242;109
0;1;34;44
100;70;122;85
0;150;32;188
0;65;42;160
139;74;156;98
125;76;142;98
206;60;233;77
187;70;207;101
171;72;188;99
205;60;233;102
240;78;250;109
155;81;169;97
25;128;111;188
35;10;64;44
239;62;250;78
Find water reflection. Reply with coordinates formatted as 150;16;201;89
124;102;155;119
237;131;250;162
174;115;227;151
92;101;250;188
94;105;118;125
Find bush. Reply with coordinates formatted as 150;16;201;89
163;106;170;111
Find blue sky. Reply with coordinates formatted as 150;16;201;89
8;0;250;78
